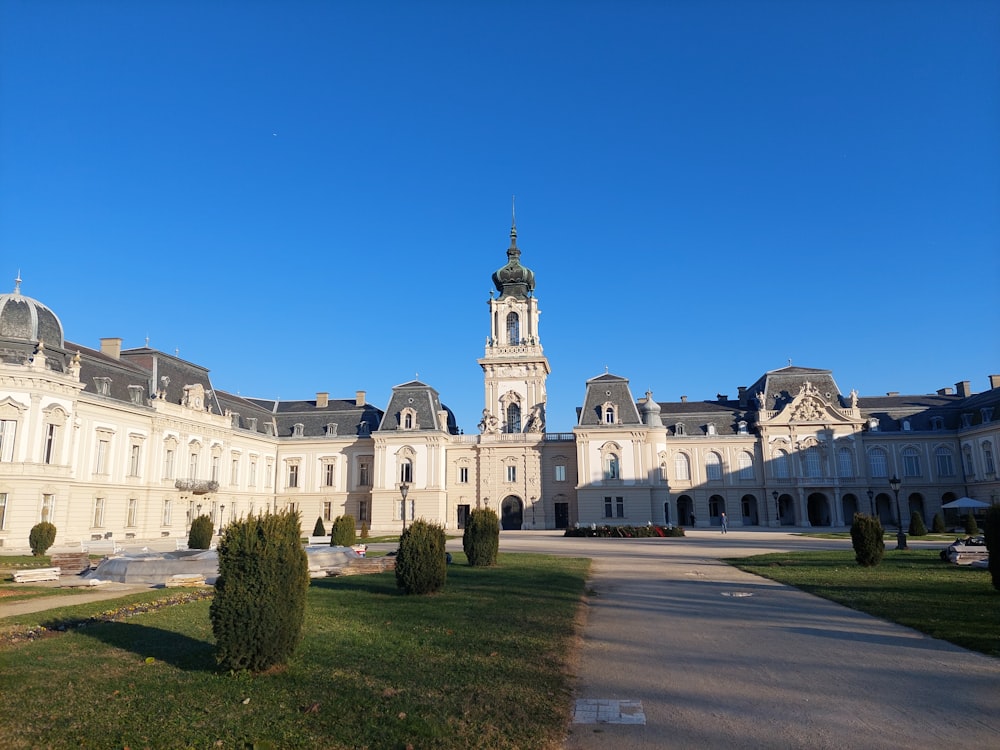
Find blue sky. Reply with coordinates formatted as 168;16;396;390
2;1;998;433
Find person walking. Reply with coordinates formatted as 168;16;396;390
720;511;728;534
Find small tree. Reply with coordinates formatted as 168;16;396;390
360;521;370;539
395;519;447;595
463;507;500;567
932;512;947;533
210;509;309;673
330;515;356;547
964;511;980;536
983;506;1000;592
188;514;214;549
312;517;326;537
908;510;927;537
850;513;885;567
29;522;57;557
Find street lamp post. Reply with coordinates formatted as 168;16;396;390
772;491;780;526
889;475;907;550
399;482;409;534
866;489;875;516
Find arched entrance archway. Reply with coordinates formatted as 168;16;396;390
807;492;832;526
875;493;893;526
776;493;795;526
842;493;860;523
500;496;523;530
907;493;925;525
741;494;759;526
708;495;725;526
677;494;694;526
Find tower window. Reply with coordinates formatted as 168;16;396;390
505;403;522;433
506;312;520;345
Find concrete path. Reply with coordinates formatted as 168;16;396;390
496;530;1000;750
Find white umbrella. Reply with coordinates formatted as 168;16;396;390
940;497;990;510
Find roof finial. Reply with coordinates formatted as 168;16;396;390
14;270;22;297
510;195;517;243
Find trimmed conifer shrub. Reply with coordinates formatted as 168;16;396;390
908;510;927;536
28;522;57;556
983;506;1000;592
463;507;500;567
850;513;884;567
210;509;309;673
932;512;947;533
312;517;326;537
188;514;214;549
964;511;980;535
330;515;356;547
360;521;369;539
395;519;447;595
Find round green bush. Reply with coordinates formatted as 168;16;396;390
850;513;885;567
29;522;57;556
210;509;309;673
395;519;447;595
908;510;927;536
463;507;500;566
312;517;326;537
188;514;214;550
330;515;356;547
983;506;1000;593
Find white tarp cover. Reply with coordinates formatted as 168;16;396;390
940;497;991;509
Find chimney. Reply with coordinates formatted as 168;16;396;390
989;375;1000;390
316;392;329;408
937;387;953;396
100;337;122;359
355;390;366;407
886;391;899;397
737;386;748;407
717;394;728;402
680;395;688;403
955;381;972;398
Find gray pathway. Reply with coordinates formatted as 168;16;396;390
496;530;1000;750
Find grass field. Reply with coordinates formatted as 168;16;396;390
729;549;1000;656
1;552;590;750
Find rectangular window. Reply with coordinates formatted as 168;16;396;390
869;450;888;478
400;461;413;483
288;464;299;488
40;494;54;524
804;451;821;478
359;499;369;523
936;451;955;477
265;460;273;488
459;466;469;483
93;497;105;527
555;465;566;482
837;449;853;478
507;465;517;483
231;457;240;486
211;455;220;482
162;498;172;526
249;458;257;487
96;439;110;474
163;448;175;479
985;445;996;475
0;419;17;462
358;458;372;487
0;492;6;529
43;424;57;464
127;498;138;527
325;462;336;487
616;497;625;518
323;501;332;522
129;444;141;477
604;496;613;518
903;452;921;478
188;453;199;480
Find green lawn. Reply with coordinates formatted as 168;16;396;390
0;552;589;750
729;549;1000;657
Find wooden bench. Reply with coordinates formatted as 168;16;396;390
13;567;61;583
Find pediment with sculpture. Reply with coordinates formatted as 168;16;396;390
757;380;864;428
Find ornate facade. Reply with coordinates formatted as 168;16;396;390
0;227;998;549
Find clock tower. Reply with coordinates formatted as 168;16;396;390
477;218;551;435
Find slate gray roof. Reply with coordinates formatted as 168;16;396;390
657;398;745;435
744;366;843;412
577;373;642;426
379;380;457;434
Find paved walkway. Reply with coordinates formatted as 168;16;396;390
495;530;1000;750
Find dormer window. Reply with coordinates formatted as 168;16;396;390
737;420;748;435
961;413;973;428
867;418;880;432
264;422;275;436
400;407;419;431
982;407;994;423
931;416;944;430
127;385;144;406
246;417;257;431
902;419;911;431
94;377;111;396
325;422;338;436
292;423;304;438
676;422;685;436
601;401;616;425
706;424;716;436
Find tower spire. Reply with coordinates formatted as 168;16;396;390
510;195;517;244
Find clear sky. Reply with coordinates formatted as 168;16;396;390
1;1;998;433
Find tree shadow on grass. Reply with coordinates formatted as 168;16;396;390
58;621;216;671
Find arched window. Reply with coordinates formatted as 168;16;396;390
737;451;754;480
773;449;790;479
604;406;615;424
902;447;921;477
705;452;722;481
400;459;413;483
506;312;520;345
674;452;691;481
984;442;996;475
604;453;620;480
837;447;854;478
935;446;955;477
869;447;888;478
404;413;412;429
505;402;521;433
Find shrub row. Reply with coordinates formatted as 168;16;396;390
564;524;684;538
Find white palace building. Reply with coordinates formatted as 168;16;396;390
1;223;998;549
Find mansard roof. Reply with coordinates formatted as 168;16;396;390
657;399;746;435
745;365;843;412
577;373;642;426
379;380;458;433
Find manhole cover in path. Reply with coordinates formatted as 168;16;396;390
572;699;646;724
